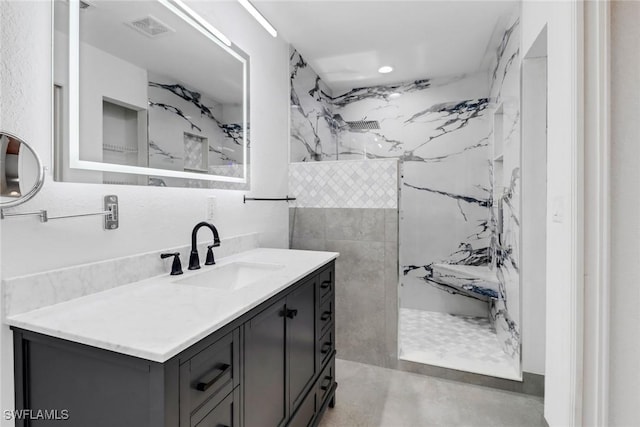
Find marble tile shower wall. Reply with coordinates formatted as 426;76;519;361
488;13;522;368
326;77;495;321
290;49;338;162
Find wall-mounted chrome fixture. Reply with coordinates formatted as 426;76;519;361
238;0;277;37
1;195;120;230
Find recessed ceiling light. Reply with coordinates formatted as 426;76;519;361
378;66;394;74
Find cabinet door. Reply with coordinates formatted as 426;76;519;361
244;298;288;427
287;278;317;414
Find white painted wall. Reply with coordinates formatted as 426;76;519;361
80;41;149;162
0;1;290;424
609;2;640;425
521;51;547;376
521;1;582;425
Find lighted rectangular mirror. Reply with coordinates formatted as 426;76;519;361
53;0;249;189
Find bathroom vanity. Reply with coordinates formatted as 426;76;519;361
8;249;337;427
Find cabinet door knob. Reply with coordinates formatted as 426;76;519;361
286;309;298;319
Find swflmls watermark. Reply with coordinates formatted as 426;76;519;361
4;409;70;421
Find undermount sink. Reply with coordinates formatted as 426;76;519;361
173;261;285;291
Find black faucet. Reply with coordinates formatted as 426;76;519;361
160;252;183;275
189;222;221;270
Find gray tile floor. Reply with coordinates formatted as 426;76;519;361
318;359;545;427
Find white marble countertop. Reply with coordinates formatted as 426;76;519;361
6;248;338;363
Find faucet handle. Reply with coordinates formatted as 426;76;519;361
205;244;216;266
160;252;183;276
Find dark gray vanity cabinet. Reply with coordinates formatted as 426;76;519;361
244;297;288;427
11;261;336;427
244;276;317;427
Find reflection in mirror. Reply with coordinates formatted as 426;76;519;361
0;132;45;208
53;0;249;189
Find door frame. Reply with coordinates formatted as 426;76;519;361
581;1;611;425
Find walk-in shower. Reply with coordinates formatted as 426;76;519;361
287;2;526;381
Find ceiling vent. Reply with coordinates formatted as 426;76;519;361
126;16;175;38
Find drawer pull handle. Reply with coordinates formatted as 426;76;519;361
320;280;331;290
321;311;331;321
320;375;333;391
286;309;298;319
195;363;231;392
321;342;332;354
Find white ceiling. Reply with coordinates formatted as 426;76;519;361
253;0;518;93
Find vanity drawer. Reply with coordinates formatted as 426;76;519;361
318;266;334;302
317;327;334;369
192;386;240;427
318;297;333;334
316;358;336;405
180;329;239;421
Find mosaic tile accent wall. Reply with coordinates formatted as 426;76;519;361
289;159;398;209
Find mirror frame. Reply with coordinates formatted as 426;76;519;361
62;0;249;184
0;131;46;208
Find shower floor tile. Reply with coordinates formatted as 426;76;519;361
399;308;521;380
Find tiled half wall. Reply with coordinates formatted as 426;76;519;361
289;159;398;209
288;159;399;368
289;207;399;368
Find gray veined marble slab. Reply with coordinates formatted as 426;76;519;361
5;248;338;362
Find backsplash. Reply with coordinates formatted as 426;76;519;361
289;159;398;209
3;233;259;317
